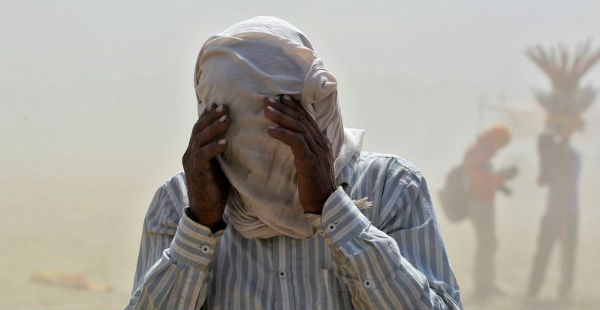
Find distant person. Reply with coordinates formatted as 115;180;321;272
527;116;581;299
126;16;461;310
463;125;517;299
525;41;598;300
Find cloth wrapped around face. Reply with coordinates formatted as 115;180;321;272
193;16;364;239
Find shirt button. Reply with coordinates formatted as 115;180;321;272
278;271;286;279
201;245;210;253
327;223;337;232
363;279;373;288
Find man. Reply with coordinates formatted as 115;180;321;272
127;16;461;310
527;115;581;299
463;125;517;299
525;41;598;300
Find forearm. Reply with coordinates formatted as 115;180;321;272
320;188;461;310
127;210;223;310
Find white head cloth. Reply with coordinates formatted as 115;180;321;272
194;16;364;239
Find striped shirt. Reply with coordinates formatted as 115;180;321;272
126;152;462;309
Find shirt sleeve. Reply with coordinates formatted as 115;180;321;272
126;183;224;310
320;161;462;309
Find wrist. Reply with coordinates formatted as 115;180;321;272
305;185;338;215
187;207;225;232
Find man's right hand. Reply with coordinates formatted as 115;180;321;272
182;103;231;231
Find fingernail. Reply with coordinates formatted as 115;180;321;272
267;97;276;104
218;114;227;122
268;125;277;130
218;139;226;145
266;106;277;112
216;105;223;113
283;95;292;101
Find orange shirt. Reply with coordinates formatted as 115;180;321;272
463;143;505;202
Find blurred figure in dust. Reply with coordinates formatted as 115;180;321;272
464;125;517;298
526;41;599;300
528;115;582;299
464;125;518;299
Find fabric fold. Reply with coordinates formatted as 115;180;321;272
193;16;364;239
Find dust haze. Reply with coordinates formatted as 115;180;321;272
1;1;599;309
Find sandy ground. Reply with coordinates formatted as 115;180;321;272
0;162;598;310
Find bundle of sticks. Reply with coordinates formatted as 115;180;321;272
526;40;600;121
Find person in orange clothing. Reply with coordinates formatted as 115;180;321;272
463;125;518;299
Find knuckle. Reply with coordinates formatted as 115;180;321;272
194;159;210;171
272;112;282;122
273;101;283;110
192;119;201;131
199;111;212;123
193;148;207;161
195;132;207;145
200;146;212;160
205;122;220;135
215;121;228;133
290;131;302;142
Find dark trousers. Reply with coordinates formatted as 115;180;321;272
527;211;578;297
469;200;498;293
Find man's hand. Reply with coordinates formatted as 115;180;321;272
263;95;337;214
182;103;231;230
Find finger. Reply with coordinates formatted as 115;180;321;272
264;99;322;155
196;113;230;147
188;104;229;150
264;96;298;116
200;103;229;129
193;138;227;165
197;104;229;135
279;95;310;117
266;96;321;142
267;126;310;159
279;94;303;113
263;104;302;132
278;95;329;152
279;95;324;142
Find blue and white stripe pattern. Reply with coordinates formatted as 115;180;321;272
127;152;462;309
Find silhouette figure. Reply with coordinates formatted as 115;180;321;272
463;125;518;299
526;40;599;299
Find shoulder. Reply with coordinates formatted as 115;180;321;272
354;151;424;187
352;152;430;226
144;172;188;235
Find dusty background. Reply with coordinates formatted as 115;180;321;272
1;1;599;309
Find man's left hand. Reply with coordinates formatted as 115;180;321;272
263;95;337;214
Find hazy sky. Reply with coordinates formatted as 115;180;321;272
1;0;599;206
